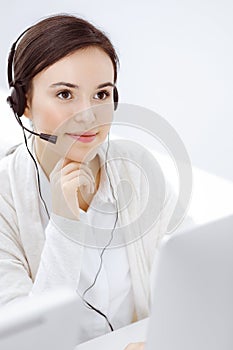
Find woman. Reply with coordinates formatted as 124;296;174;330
0;14;175;347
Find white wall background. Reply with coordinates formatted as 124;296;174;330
0;0;232;181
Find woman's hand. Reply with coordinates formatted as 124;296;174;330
124;342;145;350
50;158;95;220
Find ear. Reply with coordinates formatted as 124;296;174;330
23;106;32;119
23;95;32;119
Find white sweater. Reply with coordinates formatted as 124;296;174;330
0;138;176;326
37;144;135;342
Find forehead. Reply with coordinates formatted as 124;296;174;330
33;46;114;86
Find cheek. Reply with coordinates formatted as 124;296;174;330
94;104;113;132
31;100;70;132
101;125;111;138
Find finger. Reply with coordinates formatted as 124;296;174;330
51;158;82;177
76;174;95;194
61;161;94;179
77;170;95;194
61;177;90;215
61;181;80;218
62;157;89;167
63;169;95;188
62;157;81;169
63;172;95;194
62;158;72;167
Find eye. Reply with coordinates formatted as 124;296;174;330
57;90;72;100
94;90;111;101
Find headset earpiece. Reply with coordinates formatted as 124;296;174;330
7;83;26;117
113;86;119;111
6;27;32;118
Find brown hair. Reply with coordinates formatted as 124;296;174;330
13;14;120;94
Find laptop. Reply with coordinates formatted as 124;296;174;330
0;288;80;350
75;215;233;350
146;214;233;350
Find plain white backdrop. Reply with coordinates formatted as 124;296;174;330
0;0;232;181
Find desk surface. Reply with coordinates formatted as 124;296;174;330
75;318;149;350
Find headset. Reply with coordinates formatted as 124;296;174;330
6;26;119;143
6;25;120;332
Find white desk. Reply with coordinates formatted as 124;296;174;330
75;318;149;350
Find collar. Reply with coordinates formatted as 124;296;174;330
94;143;115;204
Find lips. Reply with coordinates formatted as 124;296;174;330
66;132;98;143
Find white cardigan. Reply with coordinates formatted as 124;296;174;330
0;138;176;321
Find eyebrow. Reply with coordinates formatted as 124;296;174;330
49;82;115;89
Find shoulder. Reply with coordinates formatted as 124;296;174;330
101;140;167;211
109;139;151;158
0;152;12;181
108;139;165;182
0;143;27;189
0;142;25;167
109;139;177;208
105;139;161;171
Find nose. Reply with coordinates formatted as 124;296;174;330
73;104;96;125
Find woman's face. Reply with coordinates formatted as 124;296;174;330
24;46;115;166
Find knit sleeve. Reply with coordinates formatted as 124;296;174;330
0;204;89;305
30;214;85;295
0;193;33;305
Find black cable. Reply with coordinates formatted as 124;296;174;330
18;116;116;332
82;299;114;332
80;134;118;332
15;113;50;220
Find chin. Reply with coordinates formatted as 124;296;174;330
66;145;100;164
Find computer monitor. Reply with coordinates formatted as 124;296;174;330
0;288;80;350
146;214;233;350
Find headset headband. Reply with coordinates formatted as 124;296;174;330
7;27;32;87
7;24;119;117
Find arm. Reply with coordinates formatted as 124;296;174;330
0;157;94;304
31;214;86;294
0;193;33;305
0;194;94;304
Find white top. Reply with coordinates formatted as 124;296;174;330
0;138;177;345
38;148;135;342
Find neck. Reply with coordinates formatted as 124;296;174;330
34;138;61;179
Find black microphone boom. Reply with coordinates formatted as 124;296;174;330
7;95;57;144
39;133;57;144
22;125;58;144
